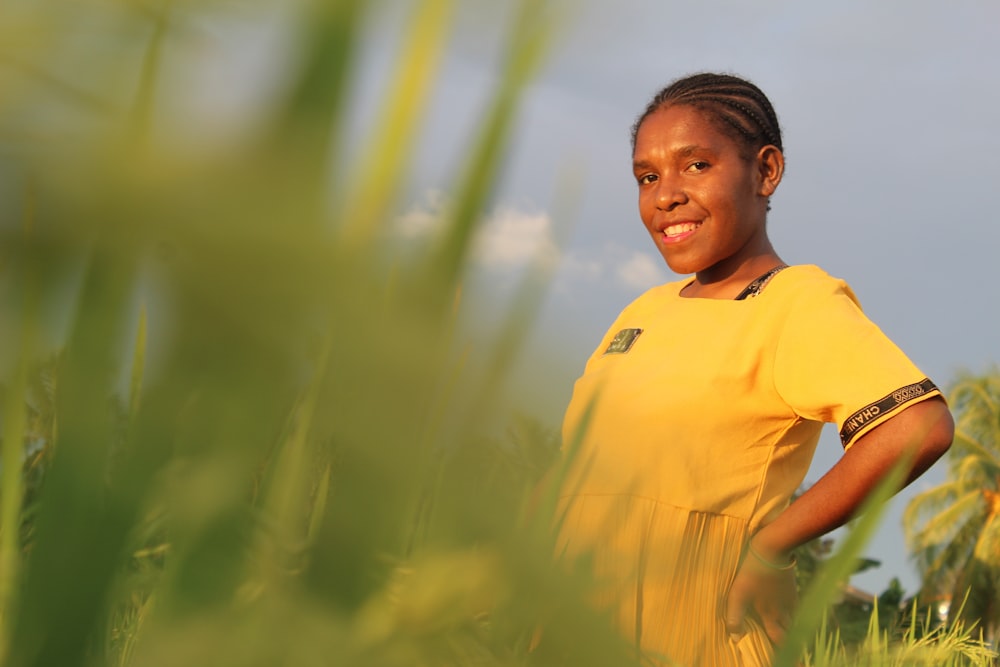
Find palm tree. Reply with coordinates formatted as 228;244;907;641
904;370;1000;643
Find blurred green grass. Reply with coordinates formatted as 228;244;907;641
0;1;995;666
0;1;633;665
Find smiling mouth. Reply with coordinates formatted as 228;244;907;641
663;222;700;239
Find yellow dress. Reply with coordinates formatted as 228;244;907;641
557;265;941;666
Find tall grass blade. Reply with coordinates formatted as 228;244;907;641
11;245;138;667
267;0;365;202
430;0;552;292
340;0;456;249
127;304;147;425
130;1;171;145
306;463;331;548
0;183;39;663
254;337;332;584
0;344;26;665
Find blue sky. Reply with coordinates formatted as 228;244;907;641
155;0;1000;595
391;0;1000;596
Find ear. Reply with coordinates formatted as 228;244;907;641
755;145;784;198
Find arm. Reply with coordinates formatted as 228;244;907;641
754;396;953;561
724;396;954;643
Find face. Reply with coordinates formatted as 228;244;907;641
632;104;782;281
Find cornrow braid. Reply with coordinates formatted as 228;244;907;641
630;73;783;159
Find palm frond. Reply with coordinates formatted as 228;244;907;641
906;370;1000;602
950;429;1000;479
953;450;1000;490
970;511;1000;563
949;372;1000;417
906;490;982;551
917;512;984;594
948;374;1000;451
903;481;964;539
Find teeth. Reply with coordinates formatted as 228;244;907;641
665;222;698;237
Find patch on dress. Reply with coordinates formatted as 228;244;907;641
604;328;643;355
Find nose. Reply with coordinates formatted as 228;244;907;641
655;175;687;211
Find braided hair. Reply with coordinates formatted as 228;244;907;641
630;73;783;160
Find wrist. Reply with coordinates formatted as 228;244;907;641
747;534;795;571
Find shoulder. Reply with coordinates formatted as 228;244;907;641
766;264;861;309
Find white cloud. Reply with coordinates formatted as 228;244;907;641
472;206;560;271
395;193;667;295
550;244;669;298
395;189;449;239
396;191;561;273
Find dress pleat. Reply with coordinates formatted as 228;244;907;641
557;495;773;667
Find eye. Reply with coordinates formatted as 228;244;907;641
686;161;710;172
637;173;658;185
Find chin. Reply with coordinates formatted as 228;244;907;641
661;254;703;276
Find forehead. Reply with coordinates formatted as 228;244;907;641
633;104;741;157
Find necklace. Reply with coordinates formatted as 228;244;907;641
734;264;788;300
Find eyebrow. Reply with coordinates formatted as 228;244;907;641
632;144;711;171
674;145;705;158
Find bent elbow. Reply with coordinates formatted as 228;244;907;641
922;398;954;460
933;412;954;457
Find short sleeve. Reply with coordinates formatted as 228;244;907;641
772;277;942;450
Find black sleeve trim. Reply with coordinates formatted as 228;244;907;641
839;378;939;448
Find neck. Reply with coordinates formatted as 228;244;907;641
686;249;784;300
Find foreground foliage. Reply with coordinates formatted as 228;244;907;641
0;1;995;666
0;2;629;666
804;604;996;666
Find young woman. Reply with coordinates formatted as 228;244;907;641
557;73;953;666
